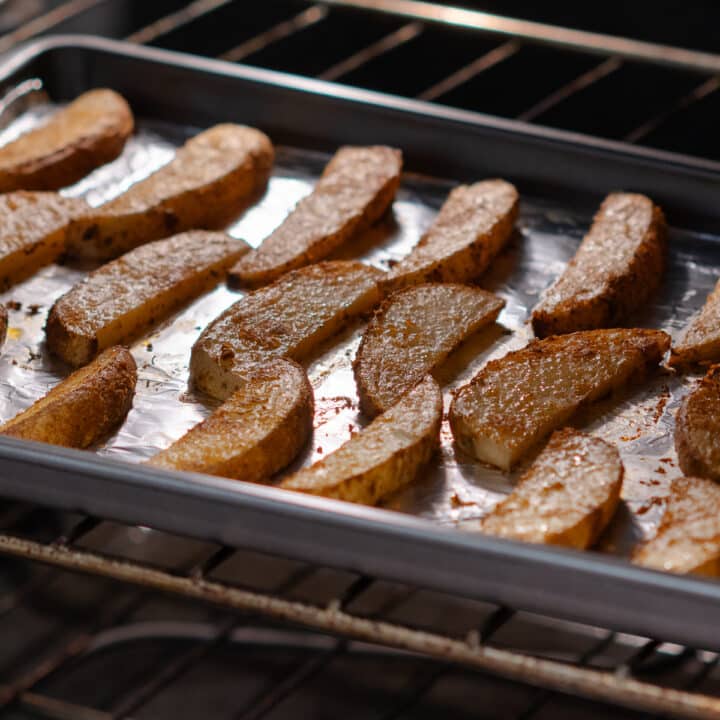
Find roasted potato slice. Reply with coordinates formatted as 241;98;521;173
280;375;441;505
148;359;313;481
532;193;666;337
634;476;720;576
463;429;623;548
381;179;518;293
0;89;133;192
47;231;249;367
449;328;670;470
230;145;402;287
0;304;7;348
354;283;504;416
66;124;274;261
670;278;720;367
0;346;136;448
0;192;87;289
191;260;383;400
675;365;720;482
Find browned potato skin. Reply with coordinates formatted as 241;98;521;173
147;359;313;481
532;194;666;338
449;328;671;470
0;192;87;290
675;365;720;482
354;283;505;417
66;124;274;261
191;260;383;401
467;429;623;549
280;376;442;506
231;145;402;287
0;89;133;192
381;179;519;293
46;231;249;367
670;278;720;368
0;304;7;348
0;346;136;448
633;476;720;576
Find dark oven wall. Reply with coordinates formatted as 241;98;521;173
2;0;720;161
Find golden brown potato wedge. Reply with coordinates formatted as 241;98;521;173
0;346;136;448
281;375;442;505
463;429;623;548
0;304;7;348
634;476;720;576
230;145;402;287
148;359;313;481
191;260;383;400
381;179;518;293
0;89;133;192
0;192;87;289
449;328;670;470
531;193;666;338
47;231;249;367
354;283;504;416
66;124;274;261
675;365;720;482
670;278;720;368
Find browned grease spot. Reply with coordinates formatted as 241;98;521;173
450;492;476;508
313;396;355;428
635;496;665;515
652;384;671;423
620;427;643;442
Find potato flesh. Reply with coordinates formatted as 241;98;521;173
449;329;670;470
634;476;720;575
231;145;402;286
148;359;313;481
0;192;87;289
382;179;518;291
47;231;249;366
0;88;133;191
281;376;442;505
671;278;720;367
354;283;504;416
532;193;665;337
0;346;136;448
466;429;623;548
191;260;383;400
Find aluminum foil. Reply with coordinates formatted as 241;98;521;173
0;97;714;560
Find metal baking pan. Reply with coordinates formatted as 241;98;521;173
0;35;720;652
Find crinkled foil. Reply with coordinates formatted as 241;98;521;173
0;98;714;559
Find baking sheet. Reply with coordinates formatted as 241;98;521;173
0;95;713;561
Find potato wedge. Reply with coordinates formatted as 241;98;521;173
0;346;136;448
634;476;720;576
0;89;133;192
675;365;720;482
47;230;249;367
0;192;87;289
354;283;504;416
280;376;441;505
0;304;7;348
191;260;383;400
463;429;623;548
66;124;274;261
230;145;402;286
449;328;670;470
670;278;720;368
381;179;518;293
148;359;313;481
531;193;666;337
